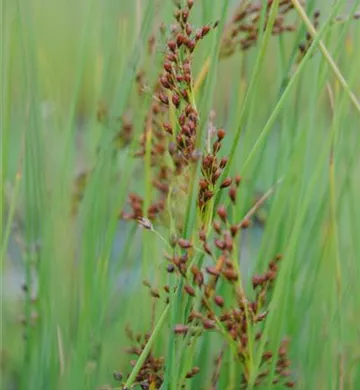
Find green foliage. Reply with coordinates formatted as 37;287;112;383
2;0;360;389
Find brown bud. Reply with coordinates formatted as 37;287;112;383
212;168;222;182
164;62;172;72
168;40;177;52
185;23;192;36
206;266;220;276
214;295;224;307
199;230;206;242
241;219;250;229
201;25;211;37
235;174;242;186
150;289;160;298
222;269;238;281
220;156;228;168
184;285;195;297
220;177;232;189
163;122;173;134
176;34;185;47
214;239;225;250
228;187;237;204
217;128;225;140
284;382;295;388
203;319;215;329
160;75;171;89
178;238;192;249
187;0;194;9
230;224;239;237
187;39;196;52
213;141;221;154
252;275;264;289
182;9;189;23
217;205;227;222
213;220;222;234
172;93;180;108
159;93;169;105
174;324;189;334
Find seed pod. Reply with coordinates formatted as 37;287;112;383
284;382;295;388
217;128;225;140
187;0;194;9
213;220;222;234
213;141;221;154
220;177;232;189
215;239;225;250
176;34;185;47
201;25;211;37
150;289;160;298
199;229;206;241
241;219;250;229
228;187;237;204
222;269;238;281
235;174;242;186
203;319;215;329
168;40;177;52
160;75;171;89
213;168;222;182
172;93;180;108
217;205;227;222
178;238;192;249
163;122;173;134
230;224;239;237
167;264;175;273
174;324;189;334
252;275;264;289
158;93;169;105
214;295;224;307
184;285;195;297
220;156;228;168
164;62;172;72
185;23;192;36
182;9;189;23
164;285;170;293
187;39;196;52
206;266;220;276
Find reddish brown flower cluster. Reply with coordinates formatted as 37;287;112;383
198;128;235;211
122;328;165;389
220;0;297;56
121;0;218;226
